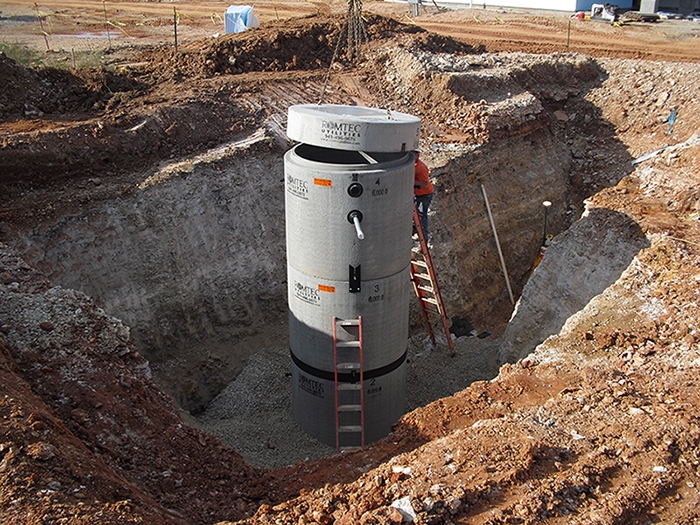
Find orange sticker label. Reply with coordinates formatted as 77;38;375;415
314;178;332;187
318;284;336;293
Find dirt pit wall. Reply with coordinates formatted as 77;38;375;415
377;47;639;334
8;140;288;413
499;206;650;363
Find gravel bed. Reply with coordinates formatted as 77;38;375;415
196;333;500;468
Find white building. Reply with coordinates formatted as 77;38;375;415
399;0;700;13
643;0;699;14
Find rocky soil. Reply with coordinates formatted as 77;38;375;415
1;2;700;524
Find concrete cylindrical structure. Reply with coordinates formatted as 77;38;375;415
285;105;420;448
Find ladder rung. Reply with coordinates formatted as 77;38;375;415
336;341;361;348
417;285;435;293
411;260;429;268
338;404;362;412
337;362;361;370
418;297;440;314
420;297;439;306
338;425;363;433
337;383;362;390
412;272;432;281
337;319;360;326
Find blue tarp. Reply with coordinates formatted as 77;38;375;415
225;5;259;34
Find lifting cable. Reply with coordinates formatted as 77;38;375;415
318;0;392;117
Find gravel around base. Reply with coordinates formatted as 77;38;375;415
196;333;500;468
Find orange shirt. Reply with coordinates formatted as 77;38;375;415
414;158;434;196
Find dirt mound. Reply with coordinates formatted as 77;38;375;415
412;32;486;55
0;8;493;101
0;53;143;122
138;14;429;80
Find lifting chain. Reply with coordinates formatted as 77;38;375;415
318;0;392;115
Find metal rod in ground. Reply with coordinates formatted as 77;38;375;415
481;184;515;305
542;200;552;245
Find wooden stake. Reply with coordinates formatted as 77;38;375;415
481;184;515;305
173;6;178;52
34;3;50;52
103;0;112;52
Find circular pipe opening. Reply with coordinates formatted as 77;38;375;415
294;143;409;166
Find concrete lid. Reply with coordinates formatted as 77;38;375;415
287;104;421;152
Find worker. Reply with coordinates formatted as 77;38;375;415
413;149;434;239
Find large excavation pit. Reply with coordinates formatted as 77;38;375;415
1;48;669;467
2;6;700;524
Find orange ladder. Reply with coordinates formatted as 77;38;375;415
333;317;365;451
410;205;455;356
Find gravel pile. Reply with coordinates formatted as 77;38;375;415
196;333;500;468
